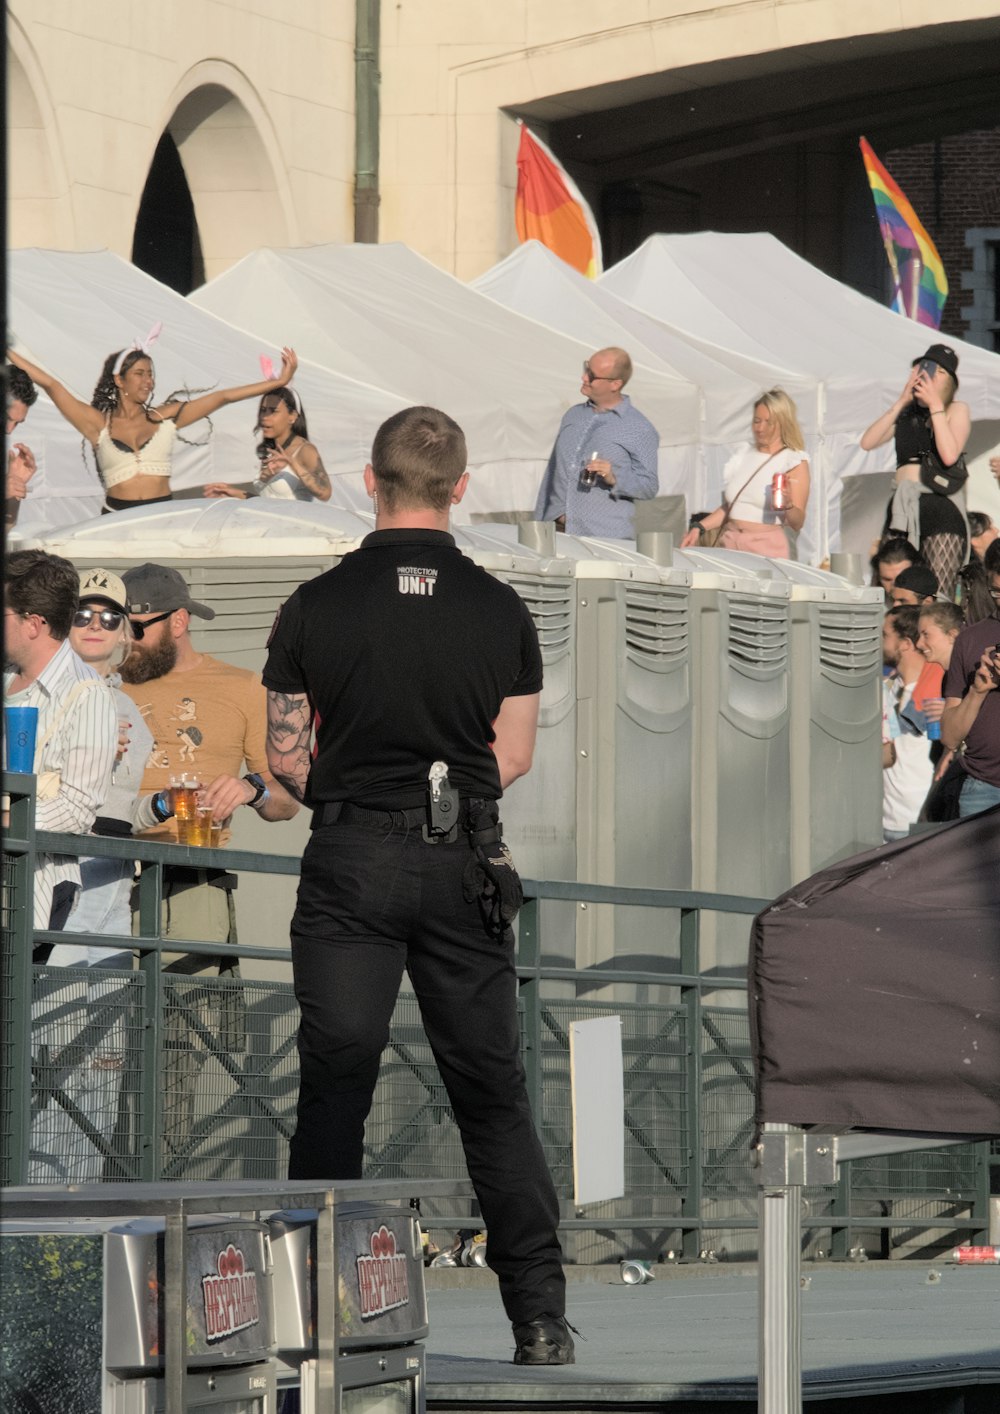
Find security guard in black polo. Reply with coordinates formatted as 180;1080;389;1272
263;406;573;1366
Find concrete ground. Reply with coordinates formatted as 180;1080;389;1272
423;1262;1000;1406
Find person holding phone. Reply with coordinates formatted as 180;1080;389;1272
861;344;971;598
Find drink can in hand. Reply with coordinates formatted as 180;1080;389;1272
771;471;789;511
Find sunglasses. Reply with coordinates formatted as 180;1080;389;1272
128;609;174;639
73;607;124;631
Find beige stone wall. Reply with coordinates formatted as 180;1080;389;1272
379;0;994;279
7;0;994;280
7;1;355;279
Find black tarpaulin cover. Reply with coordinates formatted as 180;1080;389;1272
750;805;1000;1136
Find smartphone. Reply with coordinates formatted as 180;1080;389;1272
918;359;938;378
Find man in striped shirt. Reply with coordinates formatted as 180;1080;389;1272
4;549;117;935
533;346;659;539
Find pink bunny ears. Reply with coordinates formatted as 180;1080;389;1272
113;321;162;376
260;353;301;412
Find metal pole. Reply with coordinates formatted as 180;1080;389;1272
315;1191;339;1413
679;905;702;1261
758;1175;802;1414
354;0;381;243
164;1212;187;1414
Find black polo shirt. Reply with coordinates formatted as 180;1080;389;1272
262;528;543;806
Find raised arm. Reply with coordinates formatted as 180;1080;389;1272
266;688;314;803
859;368;919;452
7;348;104;442
165;348;299;430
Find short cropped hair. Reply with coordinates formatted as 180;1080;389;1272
984;539;1000;577
371;406;467;512
886;603;921;646
6;365;37;409
4;549;80;640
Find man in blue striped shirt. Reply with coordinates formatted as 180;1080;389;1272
533;347;659;538
4;550;117;932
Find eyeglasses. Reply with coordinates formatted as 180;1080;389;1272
582;363;616;382
74;607;124;631
129;609;174;639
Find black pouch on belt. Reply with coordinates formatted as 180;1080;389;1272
461;800;523;938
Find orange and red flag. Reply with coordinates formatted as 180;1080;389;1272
514;123;602;279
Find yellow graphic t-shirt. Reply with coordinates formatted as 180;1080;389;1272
121;655;269;843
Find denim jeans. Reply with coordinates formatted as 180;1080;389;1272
290;814;565;1327
958;775;1000;819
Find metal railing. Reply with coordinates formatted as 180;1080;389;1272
2;772;992;1259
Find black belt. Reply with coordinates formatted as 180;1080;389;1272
313;799;493;832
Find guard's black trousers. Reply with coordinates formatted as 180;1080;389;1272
289;814;566;1327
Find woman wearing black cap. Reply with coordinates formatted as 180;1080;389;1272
861;343;971;598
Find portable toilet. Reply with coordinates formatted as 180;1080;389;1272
478;528;695;987
669;548;793;986
675;550;883;881
451;524;578;976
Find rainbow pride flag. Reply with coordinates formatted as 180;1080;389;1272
859;136;947;328
515;123;602;279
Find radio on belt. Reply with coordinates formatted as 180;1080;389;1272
424;760;460;844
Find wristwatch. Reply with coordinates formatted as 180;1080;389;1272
243;772;270;809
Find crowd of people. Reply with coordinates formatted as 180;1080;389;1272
2;385;576;1365
4;331;1000;1365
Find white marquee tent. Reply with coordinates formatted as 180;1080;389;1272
601;232;1000;555
473;240;829;558
189;241;702;507
8;249;409;536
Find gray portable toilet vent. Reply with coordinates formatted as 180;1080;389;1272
623;584;689;665
727;594;789;674
817;605;883;677
509;574;573;657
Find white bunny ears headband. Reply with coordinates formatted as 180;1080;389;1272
260;353;301;412
112;321;162;376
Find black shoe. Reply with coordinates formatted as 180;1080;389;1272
512;1315;575;1365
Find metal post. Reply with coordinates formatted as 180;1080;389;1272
164;1212;187;1414
315;1192;340;1414
3;777;37;1184
758;1169;802;1414
679;905;702;1261
517;894;543;1119
136;862;163;1180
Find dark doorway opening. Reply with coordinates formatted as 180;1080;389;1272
131;132;204;295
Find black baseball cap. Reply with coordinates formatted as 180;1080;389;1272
122;562;215;619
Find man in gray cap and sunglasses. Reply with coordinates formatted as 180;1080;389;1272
119;562;298;1156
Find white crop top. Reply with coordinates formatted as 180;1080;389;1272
96;417;177;490
723;444;808;523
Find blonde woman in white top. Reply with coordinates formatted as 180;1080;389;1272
681;389;810;557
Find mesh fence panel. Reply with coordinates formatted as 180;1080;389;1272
157;975;299;1181
701;1006;755;1199
29;966;145;1183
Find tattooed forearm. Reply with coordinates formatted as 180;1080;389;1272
266;690;313;802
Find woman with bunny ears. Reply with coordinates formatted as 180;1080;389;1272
204;381;331;502
8;333;298;511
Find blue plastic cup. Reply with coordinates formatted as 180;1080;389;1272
4;705;38;772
